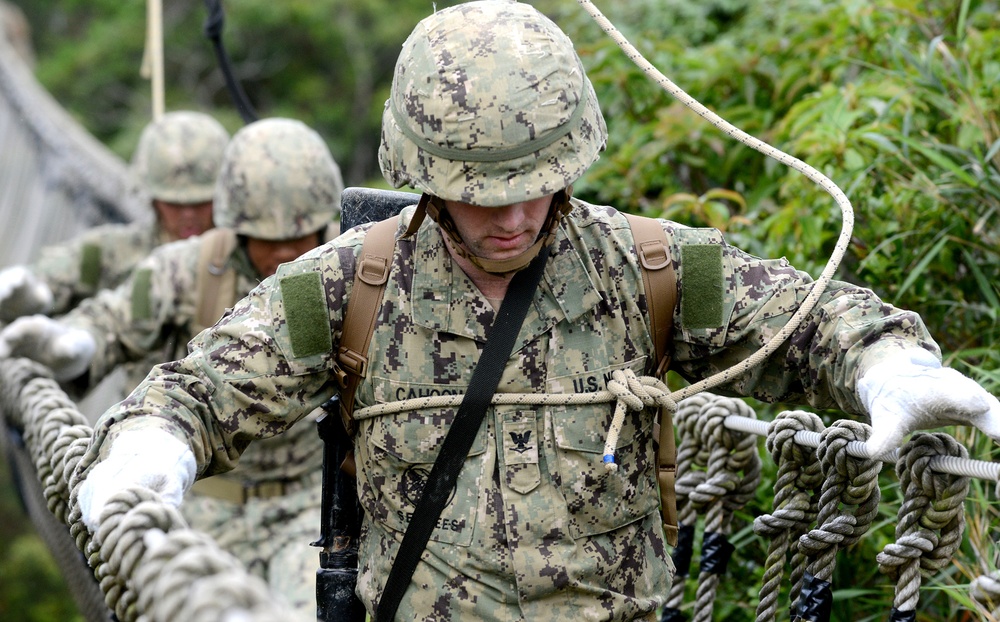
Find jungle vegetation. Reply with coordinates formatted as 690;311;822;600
2;0;999;620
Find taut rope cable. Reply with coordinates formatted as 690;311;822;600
353;368;1000;482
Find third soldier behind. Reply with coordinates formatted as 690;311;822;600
0;111;229;323
0;117;342;618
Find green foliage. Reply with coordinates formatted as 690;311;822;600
8;0;1000;619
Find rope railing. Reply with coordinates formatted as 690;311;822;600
0;356;305;622
5;349;1000;620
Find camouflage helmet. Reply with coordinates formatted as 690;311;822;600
378;0;607;207
213;118;343;240
131;111;230;203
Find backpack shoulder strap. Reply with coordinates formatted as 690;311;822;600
624;213;679;547
336;216;399;433
195;228;239;333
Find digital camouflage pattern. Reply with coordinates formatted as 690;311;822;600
63;232;328;619
64;117;343;618
131;111;230;204
378;1;607;207
180;412;324;619
213;118;343;240
30;220;171;316
63;232;264;386
78;199;939;620
25;111;230;317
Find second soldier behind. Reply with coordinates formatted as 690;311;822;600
0;117;342;618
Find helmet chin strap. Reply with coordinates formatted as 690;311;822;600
415;189;573;275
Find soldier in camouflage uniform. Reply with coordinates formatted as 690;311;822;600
72;2;1000;621
0;117;342;618
0;110;229;323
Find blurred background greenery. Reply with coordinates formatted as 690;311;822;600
2;0;999;620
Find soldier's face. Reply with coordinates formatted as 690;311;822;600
443;194;553;260
245;232;322;278
153;199;214;240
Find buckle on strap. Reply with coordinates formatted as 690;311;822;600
337;346;368;378
358;254;390;286
637;239;669;270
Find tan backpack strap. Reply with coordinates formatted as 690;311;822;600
195;228;239;333
336;216;399;433
625;213;679;547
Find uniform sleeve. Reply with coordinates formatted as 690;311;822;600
61;238;199;387
668;224;940;414
79;233;363;479
31;223;159;316
30;229;104;315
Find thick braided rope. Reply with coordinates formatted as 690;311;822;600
94;489;184;621
876;433;970;613
663;393;716;618
0;357;300;621
797;420;882;589
574;0;854;405
689;398;762;622
133;528;300;622
353;367;675;469
354;379;1000;482
753;411;825;622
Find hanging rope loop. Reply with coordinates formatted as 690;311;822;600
876;432;970;615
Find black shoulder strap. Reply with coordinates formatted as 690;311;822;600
375;246;551;622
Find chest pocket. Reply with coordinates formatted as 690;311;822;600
357;378;487;547
548;359;659;538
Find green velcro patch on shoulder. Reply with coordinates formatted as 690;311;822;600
280;272;332;358
131;268;153;321
80;243;102;290
681;244;723;329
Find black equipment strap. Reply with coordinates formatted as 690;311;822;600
202;0;259;124
374;246;551;622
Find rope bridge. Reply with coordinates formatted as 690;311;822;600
4;353;1000;621
3;2;1000;620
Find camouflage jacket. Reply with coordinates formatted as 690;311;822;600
31;219;172;316
64;230;260;386
81;199;939;620
66;228;335;485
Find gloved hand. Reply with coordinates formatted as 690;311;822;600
77;428;197;531
0;266;53;323
858;349;1000;457
0;315;96;382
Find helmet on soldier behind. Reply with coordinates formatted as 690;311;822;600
378;0;607;208
131;111;230;203
213;118;343;240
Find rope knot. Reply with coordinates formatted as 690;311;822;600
602;369;674;471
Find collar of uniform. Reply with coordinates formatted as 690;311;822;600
408;215;601;344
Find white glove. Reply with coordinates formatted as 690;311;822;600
858;349;1000;457
77;428;197;531
0;266;53;323
0;314;96;382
